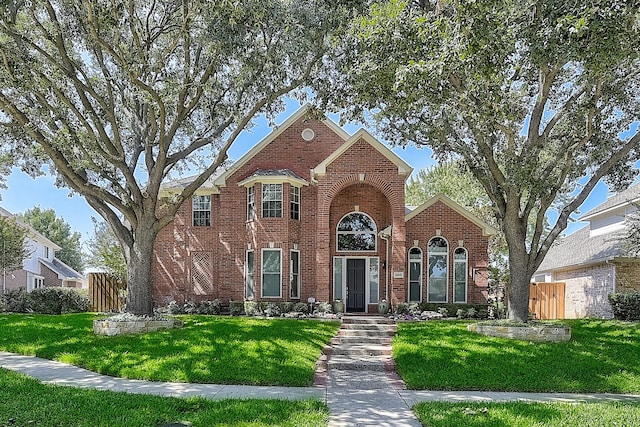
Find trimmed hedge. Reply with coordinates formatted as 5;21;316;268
1;287;89;314
608;292;640;321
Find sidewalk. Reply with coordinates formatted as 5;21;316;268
1;350;639;427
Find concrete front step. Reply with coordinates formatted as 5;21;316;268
325;344;392;357
340;323;397;331
327;355;395;372
331;336;392;345
328;369;403;389
341;316;394;325
339;329;395;337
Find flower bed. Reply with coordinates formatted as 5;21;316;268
93;314;183;336
467;323;571;342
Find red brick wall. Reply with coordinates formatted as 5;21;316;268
405;200;490;304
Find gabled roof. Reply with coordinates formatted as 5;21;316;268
40;257;85;281
215;105;350;188
159;168;227;196
311;128;413;179
0;206;61;250
237;169;309;187
535;225;622;272
405;194;498;237
581;184;640;221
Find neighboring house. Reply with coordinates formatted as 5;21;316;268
0;207;86;291
534;184;640;319
153;106;496;312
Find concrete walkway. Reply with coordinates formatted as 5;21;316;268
2;348;640;427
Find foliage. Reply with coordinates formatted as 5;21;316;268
229;301;244;316
0;214;30;280
0;313;339;386
608;292;640;321
20;206;83;273
316;302;333;314
263;302;281;317
319;0;640;322
0;288;30;312
293;302;309;314
394;319;640;393
280;301;294;314
85;218;126;281
0;369;329;427
28;287;90;314
621;202;640;256
414;401;640;427
0;0;364;316
244;300;260;316
395;302;409;315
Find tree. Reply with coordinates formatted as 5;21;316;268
0;215;30;294
621;202;640;257
319;0;640;321
21;206;83;272
85;217;127;281
0;0;362;315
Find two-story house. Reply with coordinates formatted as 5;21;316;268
153;106;496;312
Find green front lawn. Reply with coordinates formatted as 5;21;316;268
413;401;640;427
394;319;640;393
0;313;339;386
0;368;328;427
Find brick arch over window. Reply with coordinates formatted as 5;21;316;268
318;174;404;216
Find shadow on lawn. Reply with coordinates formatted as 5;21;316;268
394;319;640;393
0;313;339;386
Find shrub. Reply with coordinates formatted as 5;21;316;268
1;288;31;313
244;301;260;316
316;302;333;314
29;287;89;314
182;301;197;314
167;300;181;314
293;302;308;314
437;307;449;317
608;292;640;320
280;302;294;313
408;303;421;316
263;302;281;317
197;299;221;315
395;302;409;315
456;308;467;319
229;301;243;316
467;307;478;318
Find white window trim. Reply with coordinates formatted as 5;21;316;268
408;247;423;303
336;212;378;252
247;186;256;221
290;185;300;221
261;248;282;298
262;183;283;218
290;249;300;299
333;256;379;313
245;250;255;299
453;247;468;303
427;236;449;303
192;195;211;226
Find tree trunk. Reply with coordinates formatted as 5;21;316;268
506;255;532;322
125;229;157;316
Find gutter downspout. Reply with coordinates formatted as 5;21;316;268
379;226;392;302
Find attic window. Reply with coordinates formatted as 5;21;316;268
301;128;315;141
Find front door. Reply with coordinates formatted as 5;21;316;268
346;259;366;312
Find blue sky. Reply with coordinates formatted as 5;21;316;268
0;101;614;245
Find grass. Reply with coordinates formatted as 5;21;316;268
413;401;640;427
0;313;339;386
0;368;328;427
394;319;640;393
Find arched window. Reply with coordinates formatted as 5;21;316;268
408;247;422;302
454;248;468;303
427;237;448;302
337;212;377;251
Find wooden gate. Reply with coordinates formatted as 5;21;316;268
89;273;126;312
529;282;565;320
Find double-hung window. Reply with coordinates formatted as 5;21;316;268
192;195;211;226
261;249;282;297
247;186;256;221
262;184;282;218
290;186;300;220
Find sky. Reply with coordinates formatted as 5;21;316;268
0;100;617;248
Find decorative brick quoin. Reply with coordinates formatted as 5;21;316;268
152;106;496;313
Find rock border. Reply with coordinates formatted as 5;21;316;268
93;318;184;336
467;323;571;342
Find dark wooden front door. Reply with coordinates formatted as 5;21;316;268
346;259;366;312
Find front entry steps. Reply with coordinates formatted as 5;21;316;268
316;315;406;390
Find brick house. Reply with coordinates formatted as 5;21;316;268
534;184;640;318
153;106;495;312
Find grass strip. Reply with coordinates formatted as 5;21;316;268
413;401;640;427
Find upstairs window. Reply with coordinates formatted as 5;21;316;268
247;186;256;221
337;212;377;251
262;184;282;218
192;195;211;226
290;186;300;220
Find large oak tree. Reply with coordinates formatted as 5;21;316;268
0;0;361;315
318;0;640;321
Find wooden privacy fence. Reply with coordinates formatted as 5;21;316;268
88;273;126;313
529;282;565;320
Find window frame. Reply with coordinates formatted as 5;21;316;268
262;184;283;218
453;247;468;303
290;185;300;220
247;186;256;221
192;195;211;226
261;248;282;298
336;212;378;252
290;249;300;299
245;250;255;299
408;247;423;303
427;237;449;303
